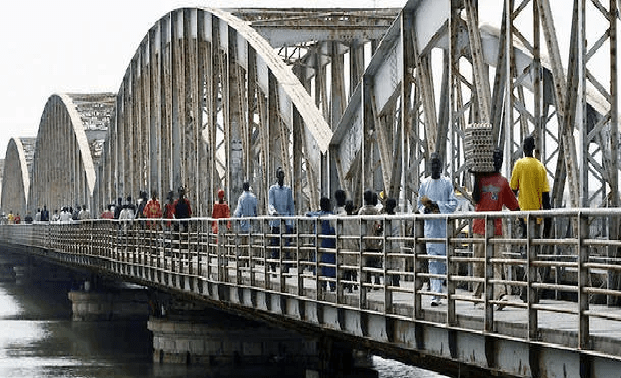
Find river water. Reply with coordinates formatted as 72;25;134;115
0;278;447;378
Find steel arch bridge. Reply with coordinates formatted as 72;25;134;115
1;0;620;220
1;137;35;217
28;93;115;215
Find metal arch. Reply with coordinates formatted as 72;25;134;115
211;8;333;151
1;138;32;216
94;7;336;217
28;94;111;214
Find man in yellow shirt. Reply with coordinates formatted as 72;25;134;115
510;135;551;214
510;135;551;302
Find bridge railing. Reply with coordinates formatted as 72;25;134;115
1;208;621;354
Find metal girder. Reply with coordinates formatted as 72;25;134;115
371;92;393;197
229;8;399;47
535;0;580;207
213;9;333;153
464;0;492;123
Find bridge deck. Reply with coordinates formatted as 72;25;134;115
3;212;621;377
107;246;621;356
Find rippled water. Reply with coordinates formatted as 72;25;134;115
0;279;448;377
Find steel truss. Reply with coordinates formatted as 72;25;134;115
1;2;619;219
331;0;619;212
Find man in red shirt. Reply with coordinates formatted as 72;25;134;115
144;190;163;229
211;189;231;234
472;148;519;309
101;204;114;219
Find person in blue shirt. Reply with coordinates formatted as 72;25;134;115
234;182;257;233
418;152;458;306
234;182;257;268
40;205;50;222
307;197;336;291
268;167;295;273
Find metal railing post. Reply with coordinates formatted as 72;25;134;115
527;214;539;341
216;220;222;283
578;213;590;349
231;220;238;286
206;220;210;284
198;220;204;283
484;216;494;332
249;222;255;288
384;217;393;314
279;218;285;291
447;217;457;326
335;217;342;302
315;217;321;299
296;218;303;297
263;219;269;291
414;217;424;320
358;217;366;309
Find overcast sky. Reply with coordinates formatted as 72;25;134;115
0;0;406;159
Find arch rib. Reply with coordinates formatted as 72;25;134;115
28;93;111;213
58;93;98;192
97;7;335;216
12;138;30;202
1;138;32;216
210;8;333;153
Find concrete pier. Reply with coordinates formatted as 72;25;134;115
147;307;376;377
148;312;317;366
68;288;150;321
0;262;16;282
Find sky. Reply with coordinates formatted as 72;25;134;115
0;0;406;158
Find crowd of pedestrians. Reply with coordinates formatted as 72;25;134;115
1;135;551;306
0;205;86;225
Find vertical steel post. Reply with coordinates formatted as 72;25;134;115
578;212;590;349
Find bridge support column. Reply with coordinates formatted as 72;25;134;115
305;337;376;378
0;261;16;282
68;287;150;321
16;254;80;283
147;309;317;366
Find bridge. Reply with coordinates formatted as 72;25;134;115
2;211;621;377
1;0;621;377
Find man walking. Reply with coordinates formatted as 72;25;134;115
510;135;551;302
418;152;458;306
472;148;520;309
268;167;294;273
234;182;258;233
510;136;551;218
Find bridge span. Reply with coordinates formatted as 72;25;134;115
1;209;621;377
1;0;621;376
